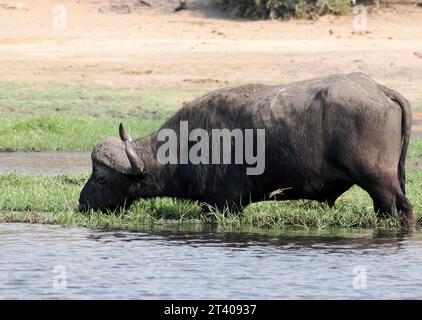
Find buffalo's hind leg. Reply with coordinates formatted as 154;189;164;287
325;181;354;207
396;192;414;226
359;170;414;227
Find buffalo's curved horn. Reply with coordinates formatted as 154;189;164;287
125;140;144;174
119;123;144;174
119;123;132;142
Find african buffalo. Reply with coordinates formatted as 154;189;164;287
79;73;414;225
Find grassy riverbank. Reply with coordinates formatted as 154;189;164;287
1;80;422;156
0;116;163;151
0;80;204;151
2;116;422;156
1;170;421;230
1;80;422;230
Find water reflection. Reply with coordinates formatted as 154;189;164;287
1;223;421;299
87;226;417;253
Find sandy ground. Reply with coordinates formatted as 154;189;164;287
0;0;421;102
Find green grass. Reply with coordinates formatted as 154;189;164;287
413;104;422;112
0;80;206;151
408;139;422;160
0;80;421;153
0;116;163;151
1;170;421;230
0;80;199;117
1;115;421;154
210;0;351;20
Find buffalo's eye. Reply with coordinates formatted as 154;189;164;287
96;175;106;184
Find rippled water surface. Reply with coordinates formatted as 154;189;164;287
1;223;422;299
0;152;90;175
0;152;421;176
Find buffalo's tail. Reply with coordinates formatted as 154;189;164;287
379;84;412;195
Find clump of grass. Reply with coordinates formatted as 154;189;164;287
0;174;82;212
0;170;421;230
0;173;203;229
413;104;422;112
408;139;422;160
210;0;351;20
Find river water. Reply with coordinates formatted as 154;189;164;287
1;223;421;299
0;151;421;176
0;152;91;176
1;143;422;299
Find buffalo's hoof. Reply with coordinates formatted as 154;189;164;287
402;213;416;229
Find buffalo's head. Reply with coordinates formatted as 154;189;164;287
78;124;145;212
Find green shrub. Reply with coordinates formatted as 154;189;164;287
211;0;352;20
